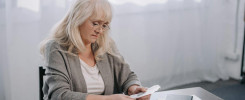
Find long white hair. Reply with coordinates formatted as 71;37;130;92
40;0;118;60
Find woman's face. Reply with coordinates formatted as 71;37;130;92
79;17;109;45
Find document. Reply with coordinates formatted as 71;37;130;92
130;85;161;99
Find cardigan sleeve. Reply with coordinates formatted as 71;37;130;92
43;41;88;100
111;55;141;95
121;62;142;95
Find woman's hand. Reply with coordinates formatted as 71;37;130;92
128;85;151;100
106;94;135;100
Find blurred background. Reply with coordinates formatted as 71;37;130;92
0;0;245;100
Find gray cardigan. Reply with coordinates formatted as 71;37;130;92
43;41;141;100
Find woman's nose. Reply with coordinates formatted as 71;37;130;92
95;27;103;34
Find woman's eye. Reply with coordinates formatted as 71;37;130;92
93;22;99;26
102;24;108;28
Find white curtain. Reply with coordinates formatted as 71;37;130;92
0;0;244;100
109;0;244;89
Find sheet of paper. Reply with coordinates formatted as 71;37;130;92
130;85;161;99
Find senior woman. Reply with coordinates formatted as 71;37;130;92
40;0;150;100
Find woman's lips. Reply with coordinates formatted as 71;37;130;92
92;34;98;38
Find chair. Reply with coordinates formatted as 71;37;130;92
39;66;46;100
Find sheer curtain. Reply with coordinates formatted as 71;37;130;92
1;0;73;99
0;0;244;100
109;0;244;89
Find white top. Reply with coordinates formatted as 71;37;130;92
79;59;105;94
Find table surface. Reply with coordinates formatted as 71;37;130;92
150;87;223;100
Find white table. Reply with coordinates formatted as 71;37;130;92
150;87;223;100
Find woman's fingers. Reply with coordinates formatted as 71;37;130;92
135;86;147;93
140;87;147;92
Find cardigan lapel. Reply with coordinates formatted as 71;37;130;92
75;55;88;93
96;56;113;95
67;54;87;93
